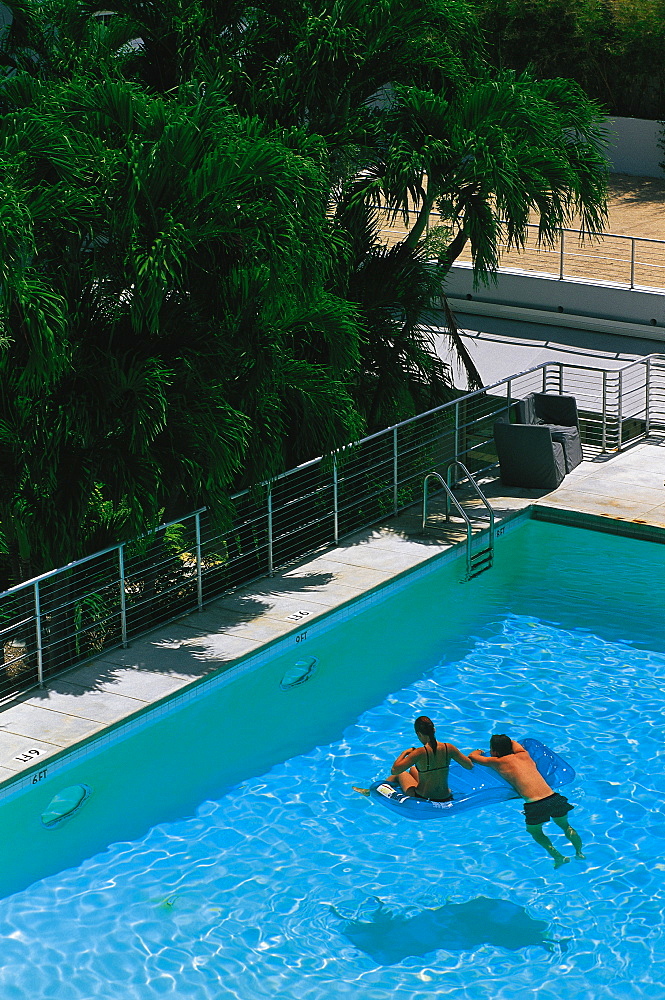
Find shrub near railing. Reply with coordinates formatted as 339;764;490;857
2;354;663;703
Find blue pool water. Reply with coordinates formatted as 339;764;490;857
0;519;664;998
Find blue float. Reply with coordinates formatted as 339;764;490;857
369;738;575;820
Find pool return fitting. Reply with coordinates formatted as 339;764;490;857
280;656;319;690
41;784;93;829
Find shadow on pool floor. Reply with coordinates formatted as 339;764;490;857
335;895;568;963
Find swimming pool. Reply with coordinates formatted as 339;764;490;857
0;517;663;999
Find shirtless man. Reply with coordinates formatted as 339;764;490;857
469;734;585;868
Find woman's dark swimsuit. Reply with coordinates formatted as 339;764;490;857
414;743;453;802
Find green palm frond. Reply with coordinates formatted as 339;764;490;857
0;0;609;584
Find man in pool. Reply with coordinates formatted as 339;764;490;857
469;734;585;868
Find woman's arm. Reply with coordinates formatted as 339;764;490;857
448;743;474;770
390;747;423;775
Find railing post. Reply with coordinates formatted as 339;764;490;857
445;462;452;521
454;401;460;466
333;454;339;543
601;370;607;452
630;238;635;290
393;427;398;515
617;370;623;451
559;229;565;280
34;581;44;688
645;357;651;437
119;545;128;647
267;488;274;577
195;511;203;611
422;475;429;531
559;362;564;395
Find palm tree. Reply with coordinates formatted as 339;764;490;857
208;0;607;387
0;71;366;582
331;194;481;428
0;0;610;586
358;72;608;281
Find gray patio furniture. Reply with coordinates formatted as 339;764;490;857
514;392;583;473
493;420;567;490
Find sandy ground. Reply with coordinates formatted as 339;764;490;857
380;173;665;288
498;174;665;286
603;174;665;238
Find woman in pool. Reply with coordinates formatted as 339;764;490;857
388;716;473;802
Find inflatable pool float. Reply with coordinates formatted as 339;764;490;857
369;738;575;820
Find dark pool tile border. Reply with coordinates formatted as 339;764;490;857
9;502;649;806
0;512;531;805
530;504;665;544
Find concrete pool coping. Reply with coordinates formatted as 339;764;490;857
2;435;665;790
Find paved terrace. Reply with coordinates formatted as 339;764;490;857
2;436;665;785
381;174;665;289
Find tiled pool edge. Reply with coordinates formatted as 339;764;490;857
0;510;530;807
531;503;665;543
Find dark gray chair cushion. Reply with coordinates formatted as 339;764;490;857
493;421;566;490
516;394;539;425
531;393;579;429
548;424;584;472
514;393;583;473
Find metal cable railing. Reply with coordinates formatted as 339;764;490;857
378;210;665;291
2;354;665;702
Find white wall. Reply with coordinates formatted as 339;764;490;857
603;117;663;178
445;264;665;341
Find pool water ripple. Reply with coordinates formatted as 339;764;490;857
0;618;659;998
0;521;664;998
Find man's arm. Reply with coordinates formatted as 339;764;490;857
390;747;422;775
468;748;502;771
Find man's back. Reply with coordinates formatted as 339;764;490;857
469;739;555;802
491;744;554;802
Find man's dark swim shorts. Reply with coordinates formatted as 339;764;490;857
523;792;574;826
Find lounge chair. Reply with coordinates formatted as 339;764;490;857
493;420;567;490
514;393;583;473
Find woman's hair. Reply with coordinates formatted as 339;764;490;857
414;715;437;756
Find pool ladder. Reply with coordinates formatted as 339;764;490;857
422;462;495;580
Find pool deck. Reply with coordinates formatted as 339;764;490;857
2;435;665;786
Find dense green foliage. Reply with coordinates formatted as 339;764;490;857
472;0;665;118
0;0;608;585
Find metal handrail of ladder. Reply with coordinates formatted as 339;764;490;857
422;462;495;579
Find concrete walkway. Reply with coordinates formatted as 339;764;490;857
438;312;665;389
1;437;665;787
534;433;665;532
